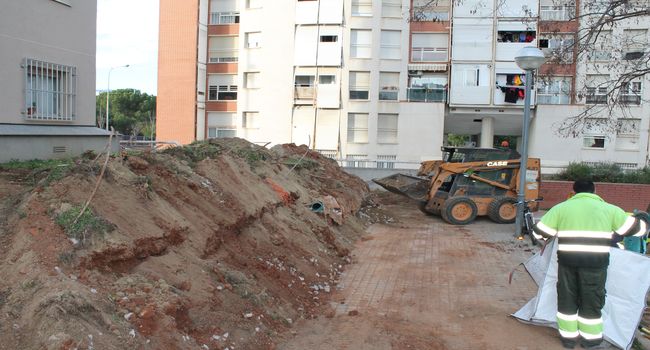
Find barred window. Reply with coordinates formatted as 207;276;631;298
24;58;76;121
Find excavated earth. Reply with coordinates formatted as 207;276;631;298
0;139;371;350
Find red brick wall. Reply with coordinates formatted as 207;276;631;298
540;180;650;212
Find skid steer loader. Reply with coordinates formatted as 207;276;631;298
373;147;541;225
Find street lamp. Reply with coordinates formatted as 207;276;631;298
514;47;545;239
106;64;130;131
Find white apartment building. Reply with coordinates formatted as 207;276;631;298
0;0;115;163
157;0;650;173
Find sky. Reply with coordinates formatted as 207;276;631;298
96;0;159;95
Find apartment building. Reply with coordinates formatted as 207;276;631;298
157;0;650;172
0;0;114;163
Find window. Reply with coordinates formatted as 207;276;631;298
244;72;260;89
382;0;402;18
411;33;448;62
539;34;574;63
243;112;260;129
589;30;612;61
209;36;239;63
623;29;647;60
379;72;399;100
245;32;261;48
378;114;398;144
583;136;605;149
208;127;237;138
349;71;370;100
208;85;237;101
351;29;372;59
539;0;574;20
247;0;262;9
319;75;335;84
377;155;396;169
347;113;369;143
619;81;642;105
380;30;401;59
585;75;609;104
24;58;76;121
412;0;449;21
320;35;338;42
537;77;571;104
351;0;372;16
209;12;240;24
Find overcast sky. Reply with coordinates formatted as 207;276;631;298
96;0;159;95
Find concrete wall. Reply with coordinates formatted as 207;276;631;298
0;0;97;126
540;180;650;212
0;136;119;163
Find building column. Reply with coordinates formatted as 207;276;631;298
480;117;494;148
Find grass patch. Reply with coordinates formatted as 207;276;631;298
162;141;224;167
55;205;114;243
1;158;75;186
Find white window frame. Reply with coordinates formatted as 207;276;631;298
539;33;574;63
349;71;370;100
379;72;400;101
351;29;372;59
412;0;450;21
588;30;612;61
582;135;606;149
24;58;76;121
619;81;642;105
209;12;240;25
347;113;369;144
537;77;572;105
351;0;372;16
377;155;397;169
244;72;260;89
380;30;401;60
245;32;261;49
242;112;260;129
208;127;237;139
381;0;402;18
411;33;448;62
377;114;398;144
585;75;609;105
208;85;238;101
345;154;370;168
247;0;262;9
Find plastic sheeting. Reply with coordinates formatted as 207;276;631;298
513;240;650;350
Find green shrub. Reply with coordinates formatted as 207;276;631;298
55;205;114;243
554;162;650;184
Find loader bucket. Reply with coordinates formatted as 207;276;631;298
372;173;430;202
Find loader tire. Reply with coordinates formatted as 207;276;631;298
418;200;440;216
441;196;477;225
488;197;517;224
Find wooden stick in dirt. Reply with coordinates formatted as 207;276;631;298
72;127;114;226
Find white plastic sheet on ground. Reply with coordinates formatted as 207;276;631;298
513;240;650;350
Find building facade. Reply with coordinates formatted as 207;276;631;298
157;0;650;173
0;0;114;163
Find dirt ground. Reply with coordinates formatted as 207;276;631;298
0;140;646;350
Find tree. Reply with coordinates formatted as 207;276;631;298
410;0;650;137
96;89;156;137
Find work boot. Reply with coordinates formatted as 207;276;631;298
580;338;606;349
561;338;578;349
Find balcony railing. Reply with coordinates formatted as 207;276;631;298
379;88;399;101
407;87;447;102
411;47;448;62
209;12;240;25
209;50;239;63
294;85;315;100
540;5;575;21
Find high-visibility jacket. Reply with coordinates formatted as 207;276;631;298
533;192;647;267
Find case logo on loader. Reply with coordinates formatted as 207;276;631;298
487;161;508;167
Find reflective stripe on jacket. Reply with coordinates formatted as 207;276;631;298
532;192;645;267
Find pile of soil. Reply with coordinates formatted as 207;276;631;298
0;138;369;350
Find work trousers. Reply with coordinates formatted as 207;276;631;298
556;264;607;343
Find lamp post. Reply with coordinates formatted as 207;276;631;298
106;64;129;131
514;47;545;238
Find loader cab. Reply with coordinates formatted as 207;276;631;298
438;147;521;197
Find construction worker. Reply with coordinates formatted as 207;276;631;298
532;180;648;349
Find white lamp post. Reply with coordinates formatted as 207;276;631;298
514;47;545;238
106;64;130;131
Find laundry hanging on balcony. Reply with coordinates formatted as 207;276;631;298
496;74;527;103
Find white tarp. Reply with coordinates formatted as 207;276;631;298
513;240;650;350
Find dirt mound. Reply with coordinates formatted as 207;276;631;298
0;139;369;350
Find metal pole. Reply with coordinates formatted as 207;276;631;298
106;68;112;131
515;69;533;238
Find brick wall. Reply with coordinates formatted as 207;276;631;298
540;180;650;212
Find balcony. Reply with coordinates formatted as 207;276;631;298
209;12;240;25
540;6;575;21
411;47;448;62
379;88;399;101
209;49;239;63
407;87;446;102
